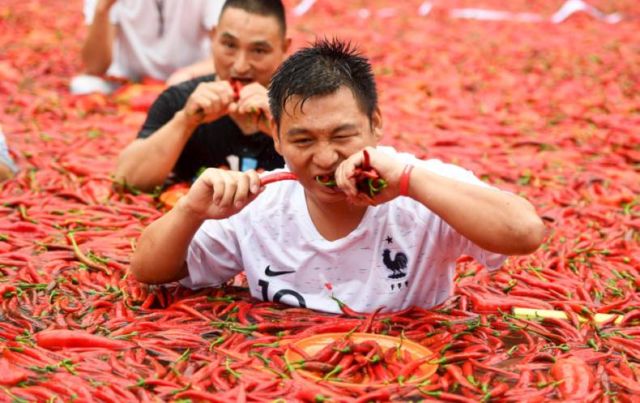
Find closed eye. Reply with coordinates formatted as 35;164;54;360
223;41;237;50
333;133;357;141
291;138;313;146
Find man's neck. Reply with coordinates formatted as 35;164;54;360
304;193;368;242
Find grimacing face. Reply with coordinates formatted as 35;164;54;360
211;7;289;87
273;86;382;204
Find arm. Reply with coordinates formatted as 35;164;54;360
115;110;199;191
131;168;261;284
335;148;546;256
81;0;117;75
114;80;236;191
166;58;216;86
403;166;545;255
130;198;201;284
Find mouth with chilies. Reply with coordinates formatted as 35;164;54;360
314;150;388;199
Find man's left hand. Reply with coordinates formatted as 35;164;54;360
334;147;406;205
228;83;272;136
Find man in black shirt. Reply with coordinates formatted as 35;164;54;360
115;0;290;191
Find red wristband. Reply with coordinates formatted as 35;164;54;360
399;164;414;196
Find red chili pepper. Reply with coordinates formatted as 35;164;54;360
362;149;371;170
260;172;297;186
300;361;334;373
353;388;391;403
609;375;640;394
309;340;338;363
35;329;134;350
396;356;430;381
485;383;509;399
358;306;384;333
550;357;594;400
446;364;478;391
0;357;30;385
289;343;312;361
229;78;244;101
315;175;337;187
174;389;228;403
330;295;364;318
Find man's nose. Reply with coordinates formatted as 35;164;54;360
233;52;251;76
313;145;339;169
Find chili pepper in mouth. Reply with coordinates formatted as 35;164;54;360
355;150;388;197
229;78;269;129
229;78;244;102
315;150;388;197
315;175;337;187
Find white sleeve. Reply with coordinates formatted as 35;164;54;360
83;0;119;25
179;219;244;289
456;233;507;271
83;0;97;24
421;159;493;189
378;146;492;189
203;0;224;30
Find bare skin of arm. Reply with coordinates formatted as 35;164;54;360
0;163;14;181
115;111;199;191
114;81;236;191
166;58;216;86
335;147;546;256
81;0;116;75
131;168;261;284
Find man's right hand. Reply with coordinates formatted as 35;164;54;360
178;168;262;220
183;81;236;126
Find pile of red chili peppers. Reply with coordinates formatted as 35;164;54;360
290;336;428;385
0;0;639;401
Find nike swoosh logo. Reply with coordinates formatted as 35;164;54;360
265;265;295;277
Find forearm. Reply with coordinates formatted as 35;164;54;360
166;59;215;86
407;167;545;255
180;59;215;78
131;199;205;284
81;6;115;75
115;111;198;191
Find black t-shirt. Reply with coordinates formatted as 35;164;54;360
137;74;284;182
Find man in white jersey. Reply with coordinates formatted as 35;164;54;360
131;39;545;314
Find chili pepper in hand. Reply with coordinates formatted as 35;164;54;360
260;172;298;186
315;150;387;198
229;78;268;129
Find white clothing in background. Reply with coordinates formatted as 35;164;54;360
84;0;223;80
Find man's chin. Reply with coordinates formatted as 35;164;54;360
311;185;347;202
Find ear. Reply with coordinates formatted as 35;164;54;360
283;36;292;54
272;119;283;155
371;107;383;141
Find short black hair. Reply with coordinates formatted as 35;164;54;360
269;38;378;128
221;0;286;35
